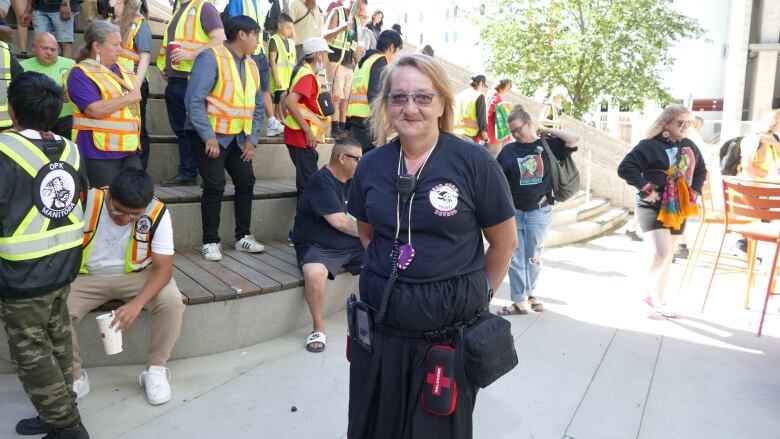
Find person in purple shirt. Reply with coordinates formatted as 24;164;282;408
159;0;225;187
66;21;142;188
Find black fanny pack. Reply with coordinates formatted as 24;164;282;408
461;311;518;388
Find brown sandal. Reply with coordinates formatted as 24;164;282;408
529;296;544;312
497;303;528;315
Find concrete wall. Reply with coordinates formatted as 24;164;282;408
0;273;358;374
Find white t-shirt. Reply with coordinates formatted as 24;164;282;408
85;203;174;276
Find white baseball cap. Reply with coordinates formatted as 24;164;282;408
302;37;334;56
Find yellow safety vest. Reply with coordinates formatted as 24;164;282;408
454;87;480;137
283;64;330;143
0;133;84;261
269;34;296;94
540;101;562;129
67;60;141;152
241;0;265;55
346;53;384;119
80;187;167;274
207;45;260;135
156;0;212;73
117;16;145;72
327;7;356;52
0;41;12;128
748;136;780;179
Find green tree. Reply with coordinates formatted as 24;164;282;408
477;0;703;118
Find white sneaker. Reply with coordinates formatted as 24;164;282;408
267;118;284;136
73;370;90;399
235;235;265;253
139;365;172;406
202;243;222;261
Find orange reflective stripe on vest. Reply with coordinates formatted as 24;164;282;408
69;61;141;152
80;187;167;274
206;45;260;135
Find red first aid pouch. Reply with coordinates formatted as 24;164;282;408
420;345;458;416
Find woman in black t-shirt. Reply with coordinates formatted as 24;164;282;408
496;105;580;315
618;104;705;319
346;54;517;439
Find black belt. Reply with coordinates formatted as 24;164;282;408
168;77;188;83
376;312;483;343
519;199;550;212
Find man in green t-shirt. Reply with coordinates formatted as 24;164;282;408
20;32;76;139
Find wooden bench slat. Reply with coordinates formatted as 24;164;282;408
223;249;302;289
264;240;297;257
260;241;299;266
172;253;226;302
172;267;214;304
253;249;303;279
218;253;282;297
157;181;297;204
179;248;261;300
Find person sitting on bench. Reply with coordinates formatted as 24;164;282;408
67;168;185;406
292;136;363;352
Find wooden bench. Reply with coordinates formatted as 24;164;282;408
96;240;304;310
154;179;297;204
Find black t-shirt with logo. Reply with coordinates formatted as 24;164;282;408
293;166;362;251
496;136;573;210
348;133;514;283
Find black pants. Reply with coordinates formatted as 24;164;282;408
347;117;375;154
286;145;319;196
190;132;256;244
138;81;151;170
85;154;142;188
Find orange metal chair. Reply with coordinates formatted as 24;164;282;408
701;178;780;336
678;174;755;298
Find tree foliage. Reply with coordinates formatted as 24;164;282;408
476;0;703;118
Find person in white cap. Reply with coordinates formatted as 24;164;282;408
283;36;333;197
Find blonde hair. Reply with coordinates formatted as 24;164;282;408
550;85;568;99
645;104;690;139
116;0;142;49
368;53;455;145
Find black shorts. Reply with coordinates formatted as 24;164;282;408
635;204;686;235
272;90;285;104
295;243;363;280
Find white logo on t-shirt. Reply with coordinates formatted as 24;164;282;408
429;183;459;217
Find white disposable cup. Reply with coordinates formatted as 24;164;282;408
96;312;123;355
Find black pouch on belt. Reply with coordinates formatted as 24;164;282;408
463;312;518;388
420;345;458;416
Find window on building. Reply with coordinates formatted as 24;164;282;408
404;12;408;23
445;8;449;19
420;33;424;44
454;6;458;17
480;3;485;15
444;32;449;43
453;31;458;42
420;12;423;21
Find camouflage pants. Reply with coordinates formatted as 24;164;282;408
0;286;80;428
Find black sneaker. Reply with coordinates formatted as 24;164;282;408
43;423;89;439
16;416;53;435
161;175;198;186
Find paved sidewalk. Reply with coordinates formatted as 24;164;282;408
1;228;779;438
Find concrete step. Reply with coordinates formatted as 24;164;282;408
551;197;611;227
165;180;297;249
545;207;629;247
551;190;588;212
146;138;333;183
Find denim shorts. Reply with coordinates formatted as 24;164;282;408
33;10;74;43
